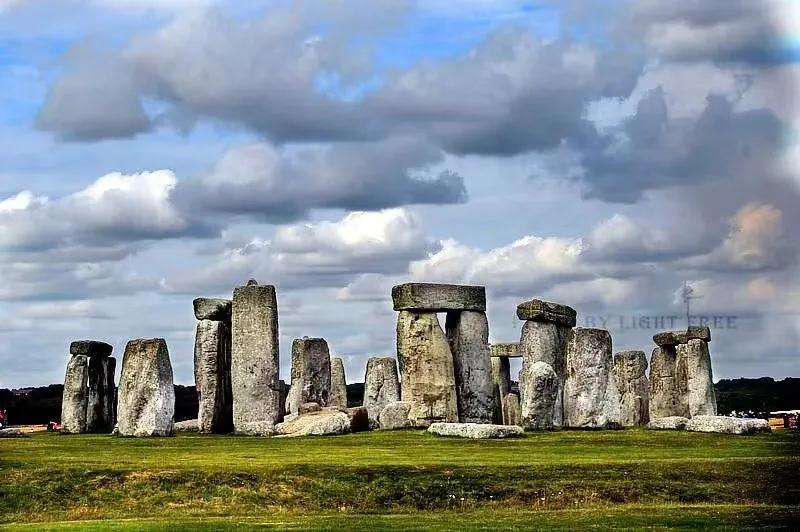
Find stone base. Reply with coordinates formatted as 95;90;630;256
275;408;351;437
427;422;524;439
378;401;413;430
685;416;771;435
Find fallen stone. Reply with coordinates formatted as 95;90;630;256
61;354;89;434
363;357;401;428
378;401;413;430
195;319;233;434
193;298;232;322
648;416;689;431
275;408;351;437
519;320;569;426
392;283;486;312
396;311;458;426
285;338;331;415
446;310;494;424
686;415;771;435
613;350;649;427
491;357;511;424
329;357;348;408
174;419;199;432
299;402;322;414
648;346;689;419
0;428;26;438
427;422;524;439
502;393;522;426
520;361;558;430
70;340;112;358
516;299;577;327
490;343;522;358
679;339;717;417
231;282;281;435
86;355;116;433
117;338;175;437
346;406;370;432
562;328;623;429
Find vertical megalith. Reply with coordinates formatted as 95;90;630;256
329;357;348;408
117;338;175;437
680;338;717;417
502;393;522;426
563;328;622;429
86;354;116;433
194;318;233;433
363;357;401;427
231;281;280;435
396;310;458;426
520;361;558;430
613;350;649;426
61;354;89;434
445;310;494;423
490;357;511;424
285;337;332;415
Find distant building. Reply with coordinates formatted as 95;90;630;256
769;410;799;429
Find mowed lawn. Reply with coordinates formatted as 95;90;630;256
1;429;798;530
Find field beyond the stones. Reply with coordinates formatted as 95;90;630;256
1;429;799;530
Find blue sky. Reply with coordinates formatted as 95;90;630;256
0;0;798;388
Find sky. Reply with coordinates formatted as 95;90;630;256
0;0;798;388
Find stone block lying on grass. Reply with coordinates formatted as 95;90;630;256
427;422;524;439
648;416;689;431
174;419;199;432
0;428;27;438
685;416;771;435
275;407;351;437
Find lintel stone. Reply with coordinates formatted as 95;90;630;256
70;340;112;358
193;298;232;322
516;299;576;327
490;343;522;358
391;283;486;312
653;326;711;347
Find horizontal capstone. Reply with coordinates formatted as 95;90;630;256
391;283;486;311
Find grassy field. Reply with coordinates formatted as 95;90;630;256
1;429;798;530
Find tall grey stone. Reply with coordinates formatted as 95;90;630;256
231;282;280;435
363;357;401;427
613;350;649;426
648;346;689;419
679;339;717;417
117;338;175;437
61;354;89;434
194;319;232;433
445;310;494;424
490;357;511;424
563;328;622;429
392;283;486;311
519;320;569;426
396;310;458;426
285;337;331;415
329;357;348;408
502;393;522;426
86;355;116;433
520;361;558;430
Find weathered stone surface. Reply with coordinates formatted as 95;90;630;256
686;326;712;342
392;283;486;311
346;406;370;432
679;339;717;417
648;416;689;430
286;338;331;415
396;311;458;427
194;319;233;434
299;402;321;414
502;393;522;426
491;357;511;424
613;350;649;427
378;401;413;430
86;355;116;433
0;428;26;438
193;298;232;322
70;340;112;358
117;339;175;437
686;415;770;435
516;299;577;327
427;422;524;439
519;320;569;426
653;326;711;348
648;347;689;419
520;361;558;430
275;408;351;437
174;419;199;432
231;283;281;435
61;354;88;434
446;311;494;424
363;357;401;428
563;328;623;429
329;357;348;408
490;343;522;358
278;379;289;421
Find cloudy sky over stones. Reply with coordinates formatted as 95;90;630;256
1;0;798;388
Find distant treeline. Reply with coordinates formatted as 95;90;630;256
0;378;797;426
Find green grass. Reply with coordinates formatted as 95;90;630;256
1;429;798;530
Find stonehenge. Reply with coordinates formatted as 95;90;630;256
613;350;649;426
61;354;89;434
286;337;332;415
363;357;401;427
61;340;116;434
86;354;116;433
117;338;175;437
329;357;348;408
445;311;494;423
519;361;558;430
193;299;233;434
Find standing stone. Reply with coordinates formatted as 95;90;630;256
378;401;413;430
396;311;458;426
194;319;233;433
117;338;175;437
363;357;401;427
285;338;332;415
445;311;494;424
562;328;622;429
491;357;511;424
520;361;558;430
61;355;89;434
519;320;569;426
502;393;522;426
86;356;116;433
329;357;348;408
613;350;649;427
231;282;281;435
679;339;717;417
648;346;689;419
